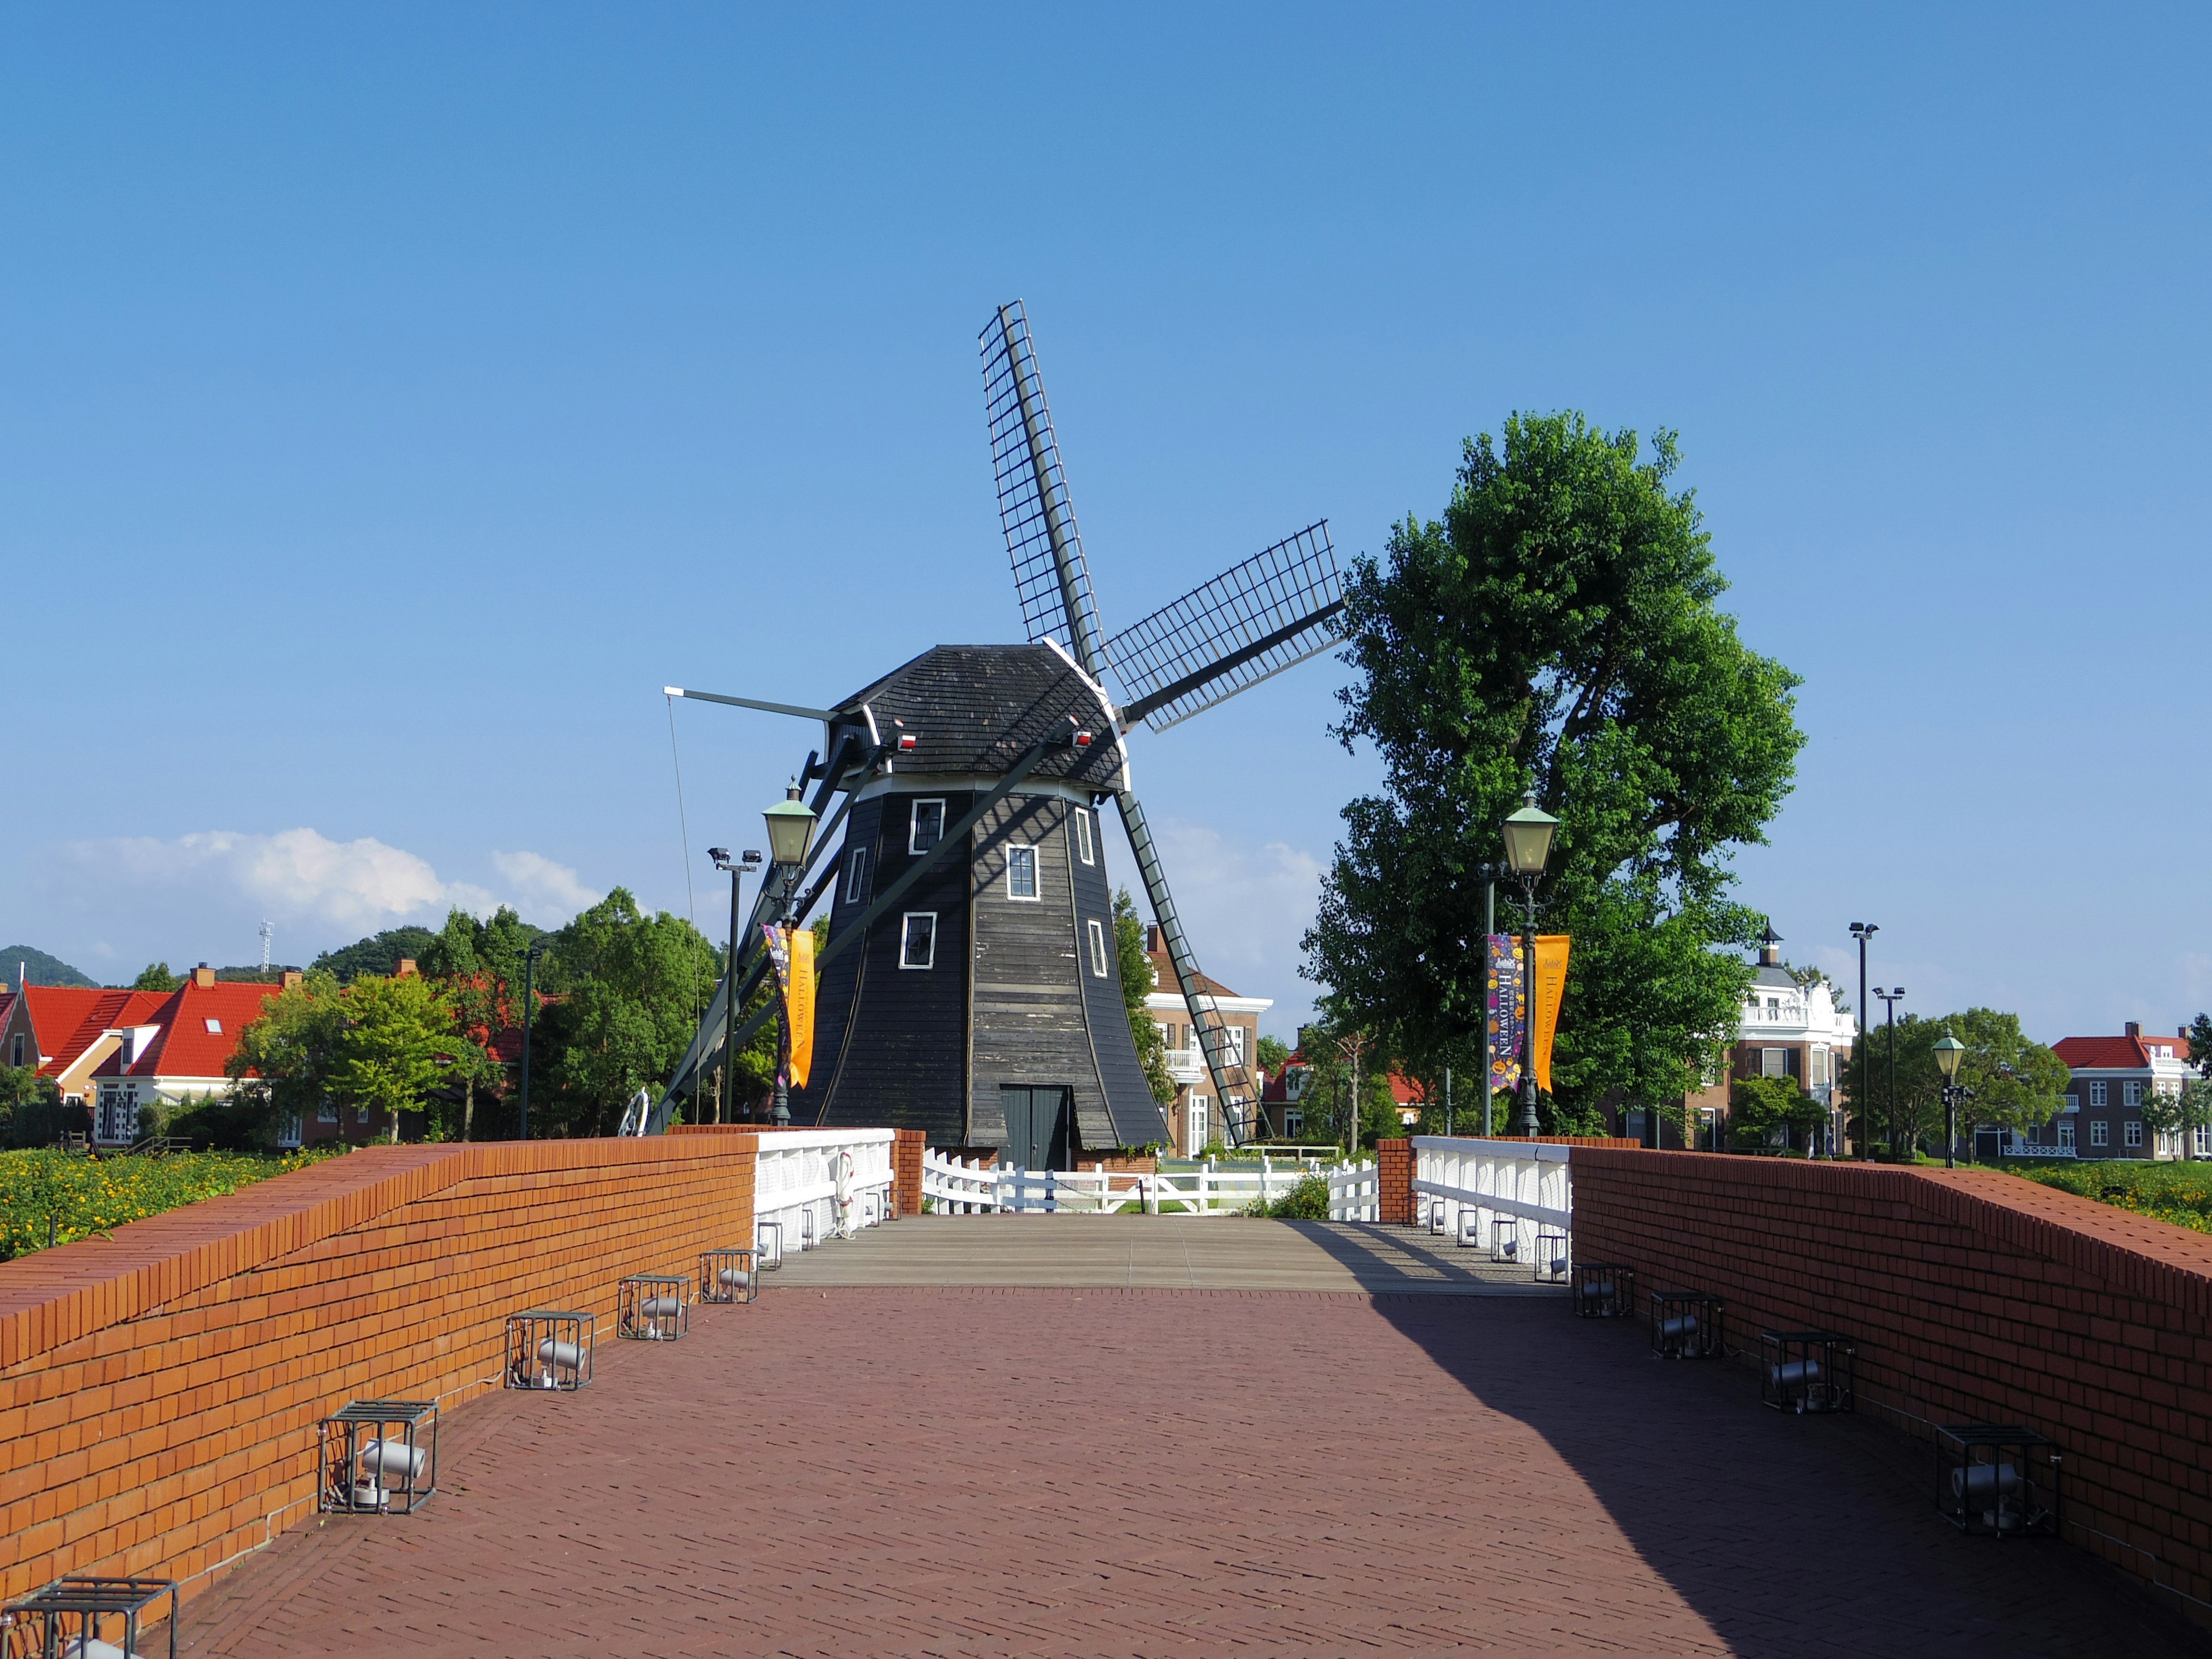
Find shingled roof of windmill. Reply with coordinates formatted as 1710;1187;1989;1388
838;644;1124;786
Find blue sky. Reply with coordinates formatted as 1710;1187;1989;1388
6;6;2208;1045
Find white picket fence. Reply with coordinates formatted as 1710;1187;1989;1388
921;1149;1357;1216
1328;1161;1379;1221
1411;1135;1573;1271
755;1128;896;1260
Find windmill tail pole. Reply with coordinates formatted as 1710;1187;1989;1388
1114;786;1249;1148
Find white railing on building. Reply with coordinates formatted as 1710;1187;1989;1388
920;1150;1340;1215
1411;1135;1573;1265
1328;1160;1379;1221
755;1128;896;1256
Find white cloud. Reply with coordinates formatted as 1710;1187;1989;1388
1126;817;1328;1032
59;828;600;936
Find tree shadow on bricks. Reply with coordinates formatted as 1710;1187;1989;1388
1365;1294;2209;1659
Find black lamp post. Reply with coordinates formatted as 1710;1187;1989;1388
1501;791;1560;1138
1872;986;1906;1157
707;847;764;1125
762;785;819;1127
1849;922;1878;1158
1934;1033;1973;1169
518;937;548;1141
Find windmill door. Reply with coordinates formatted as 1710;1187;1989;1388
1001;1085;1071;1172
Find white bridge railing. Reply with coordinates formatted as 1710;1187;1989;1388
921;1150;1346;1215
1411;1136;1574;1267
755;1128;896;1258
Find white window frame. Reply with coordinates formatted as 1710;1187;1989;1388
899;912;937;970
2062;1093;2078;1114
1285;1107;1304;1137
1188;1094;1209;1149
843;846;870;906
2090;1119;2109;1146
908;798;947;855
1220;1024;1247;1066
1760;1047;1787;1079
204;1017;222;1035
2059;1120;2075;1150
2195;1124;2211;1158
1006;844;1039;902
2125;1119;2143;1149
2089;1080;2108;1108
1073;808;1095;866
317;1099;339;1124
2123;1080;2143;1109
1086;918;1109;978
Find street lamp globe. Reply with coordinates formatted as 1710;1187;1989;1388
1933;1033;1966;1080
763;786;818;868
1501;792;1559;876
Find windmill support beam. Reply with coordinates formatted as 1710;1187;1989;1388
1112;786;1253;1147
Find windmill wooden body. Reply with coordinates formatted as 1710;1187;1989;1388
650;301;1346;1156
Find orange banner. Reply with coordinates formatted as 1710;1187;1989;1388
787;925;816;1090
1532;934;1570;1094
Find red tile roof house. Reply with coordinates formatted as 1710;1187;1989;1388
1143;929;1271;1154
2038;1022;2202;1162
0;965;298;1147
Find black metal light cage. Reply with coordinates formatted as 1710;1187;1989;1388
506;1309;594;1391
317;1399;437;1515
618;1274;690;1342
1650;1290;1724;1359
798;1209;817;1252
1759;1330;1857;1414
2;1575;179;1659
1426;1196;1449;1237
1534;1228;1572;1286
1486;1211;1521;1264
1571;1262;1634;1319
700;1247;760;1305
1936;1424;2061;1537
756;1219;785;1270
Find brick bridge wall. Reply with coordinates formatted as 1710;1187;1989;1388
0;1133;764;1613
1570;1148;2212;1623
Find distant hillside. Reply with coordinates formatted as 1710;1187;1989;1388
0;946;98;988
215;965;305;983
310;926;440;983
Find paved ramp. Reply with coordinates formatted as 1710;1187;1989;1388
765;1213;1564;1293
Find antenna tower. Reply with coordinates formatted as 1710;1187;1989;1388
259;920;274;973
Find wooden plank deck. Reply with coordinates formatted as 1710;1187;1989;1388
764;1214;1567;1293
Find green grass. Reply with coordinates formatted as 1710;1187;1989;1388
2001;1158;2212;1234
0;1146;342;1260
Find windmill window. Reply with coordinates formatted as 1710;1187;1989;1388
843;847;871;906
1087;919;1109;978
900;912;937;970
1006;845;1039;901
1073;808;1094;866
909;799;946;854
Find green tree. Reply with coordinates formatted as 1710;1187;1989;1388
534;889;722;1137
131;963;183;993
2139;1078;2212;1154
1291;1019;1401;1153
1729;1075;1827;1153
331;973;456;1140
1113;889;1176;1105
1838;1007;2063;1157
1256;1035;1292;1073
1303;414;1804;1135
226;971;350;1145
0;1066;63;1147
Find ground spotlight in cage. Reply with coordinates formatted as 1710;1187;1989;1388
1937;1425;2061;1536
1760;1330;1855;1414
2;1576;179;1659
318;1400;437;1515
756;1220;785;1270
619;1274;690;1341
700;1247;760;1304
506;1310;594;1390
1534;1228;1571;1285
1571;1262;1633;1317
1649;1291;1724;1359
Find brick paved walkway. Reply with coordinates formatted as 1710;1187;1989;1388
177;1253;2201;1655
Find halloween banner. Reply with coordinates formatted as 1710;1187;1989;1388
1487;933;1571;1097
760;924;817;1090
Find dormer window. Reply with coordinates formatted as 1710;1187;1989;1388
910;798;946;854
204;1018;222;1035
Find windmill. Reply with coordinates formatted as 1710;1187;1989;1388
643;301;1345;1154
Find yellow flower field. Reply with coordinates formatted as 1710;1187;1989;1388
0;1146;340;1260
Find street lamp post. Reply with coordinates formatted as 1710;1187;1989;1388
1934;1033;1974;1169
707;847;764;1125
1872;986;1906;1157
519;938;548;1141
1849;923;1878;1158
1501;791;1560;1139
762;785;819;1128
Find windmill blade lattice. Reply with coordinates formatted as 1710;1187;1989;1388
1107;522;1345;732
982;301;1108;677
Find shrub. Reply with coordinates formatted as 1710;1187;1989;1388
1248;1173;1331;1219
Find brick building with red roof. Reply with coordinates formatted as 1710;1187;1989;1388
2037;1021;2199;1161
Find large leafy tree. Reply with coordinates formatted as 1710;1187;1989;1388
1113;889;1176;1106
131;963;182;992
534;888;722;1137
1304;414;1805;1128
226;971;350;1141
1838;1007;2065;1155
331;972;456;1140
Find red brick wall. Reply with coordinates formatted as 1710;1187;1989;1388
1377;1139;1414;1224
892;1128;925;1219
0;1135;762;1613
1571;1149;2212;1620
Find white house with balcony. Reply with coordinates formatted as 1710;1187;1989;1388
1675;927;1857;1151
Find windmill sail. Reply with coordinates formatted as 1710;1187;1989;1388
1108;523;1345;733
982;301;1108;679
